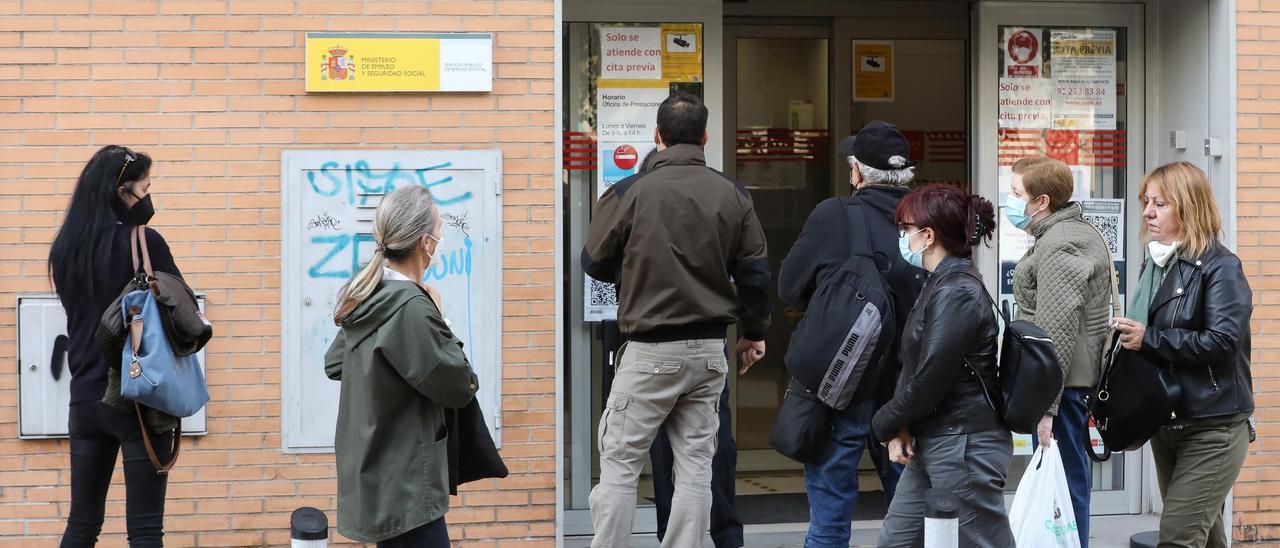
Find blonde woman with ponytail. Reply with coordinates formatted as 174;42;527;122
324;185;478;547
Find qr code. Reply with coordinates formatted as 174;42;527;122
588;277;618;308
1084;214;1120;256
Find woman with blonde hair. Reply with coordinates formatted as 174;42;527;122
1112;161;1253;547
324;185;478;547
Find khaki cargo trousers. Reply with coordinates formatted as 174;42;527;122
589;339;728;548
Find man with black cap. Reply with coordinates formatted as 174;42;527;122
777;120;926;547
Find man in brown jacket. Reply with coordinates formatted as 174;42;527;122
582;91;772;547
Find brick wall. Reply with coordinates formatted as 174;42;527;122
1235;0;1280;543
0;1;557;545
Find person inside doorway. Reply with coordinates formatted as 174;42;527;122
778;121;926;548
582;91;773;548
1006;156;1113;547
640;148;745;548
871;184;1012;547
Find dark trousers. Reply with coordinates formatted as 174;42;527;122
877;429;1014;548
61;401;172;548
1053;388;1093;548
376;517;450;548
1152;419;1250;548
650;382;743;548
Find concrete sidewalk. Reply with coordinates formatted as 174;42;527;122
564;513;1161;547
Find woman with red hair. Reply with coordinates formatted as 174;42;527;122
870;184;1013;547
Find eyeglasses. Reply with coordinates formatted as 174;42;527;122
115;153;135;187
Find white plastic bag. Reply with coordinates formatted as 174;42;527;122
1008;439;1082;548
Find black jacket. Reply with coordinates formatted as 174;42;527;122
581;144;773;342
872;257;1002;441
1140;243;1254;420
778;186;926;404
55;225;181;404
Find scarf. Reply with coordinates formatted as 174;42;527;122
1127;247;1175;325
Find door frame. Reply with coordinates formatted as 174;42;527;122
972;1;1147;515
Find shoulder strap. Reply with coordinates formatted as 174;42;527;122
1082;220;1122;318
130;226;141;274
136;226;155;279
938;269;1010;325
841;198;875;260
134;403;181;474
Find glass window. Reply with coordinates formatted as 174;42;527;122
995;25;1129;494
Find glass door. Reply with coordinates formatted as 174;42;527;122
723;24;831;476
974;2;1146;515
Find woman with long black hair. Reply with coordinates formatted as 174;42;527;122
49;145;182;547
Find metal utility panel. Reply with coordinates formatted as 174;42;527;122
17;294;209;439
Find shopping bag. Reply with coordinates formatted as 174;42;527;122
1008;439;1082;548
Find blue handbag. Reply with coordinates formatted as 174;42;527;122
120;288;210;419
116;227;210;474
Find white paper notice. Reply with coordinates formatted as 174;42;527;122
1080;198;1125;261
596;86;667;141
998;78;1052;129
1004;27;1044;78
1050;29;1117;130
600;27;663;80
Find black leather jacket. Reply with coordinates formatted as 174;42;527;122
1141;243;1254;420
872;257;1002;441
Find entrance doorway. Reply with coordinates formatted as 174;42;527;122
560;1;1162;537
718;19;970;522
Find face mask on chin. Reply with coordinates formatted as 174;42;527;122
1148;240;1180;267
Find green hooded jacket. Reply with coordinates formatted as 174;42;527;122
324;279;478;543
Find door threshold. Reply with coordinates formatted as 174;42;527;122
743;520;884;534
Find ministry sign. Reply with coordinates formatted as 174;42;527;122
305;32;492;93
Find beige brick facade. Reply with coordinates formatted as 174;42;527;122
0;1;556;545
1236;0;1280;543
9;0;1280;545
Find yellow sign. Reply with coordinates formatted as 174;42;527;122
305;33;492;93
853;41;894;102
661;23;703;83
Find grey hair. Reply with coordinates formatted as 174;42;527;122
333;185;439;323
850;155;916;186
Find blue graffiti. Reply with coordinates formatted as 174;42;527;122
425;238;474;281
309;234;474;281
307;160;474;206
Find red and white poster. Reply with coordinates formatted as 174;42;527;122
1004;27;1043;78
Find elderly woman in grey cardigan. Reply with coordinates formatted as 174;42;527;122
1004;157;1113;548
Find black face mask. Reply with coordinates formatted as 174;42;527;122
124;192;155;225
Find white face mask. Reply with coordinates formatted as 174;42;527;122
1148;240;1181;267
425;231;443;265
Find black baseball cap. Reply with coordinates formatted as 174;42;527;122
838;120;919;171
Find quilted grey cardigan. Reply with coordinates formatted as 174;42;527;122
1012;203;1114;415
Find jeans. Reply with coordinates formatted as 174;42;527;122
1053;388;1092;548
651;382;743;548
589;339;728;548
376;517;449;548
877;429;1014;548
61;401;172;548
803;398;904;548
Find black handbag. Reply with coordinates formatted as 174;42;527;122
1082;225;1181;462
769;378;831;464
951;272;1062;435
446;397;509;495
1084;331;1182;461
